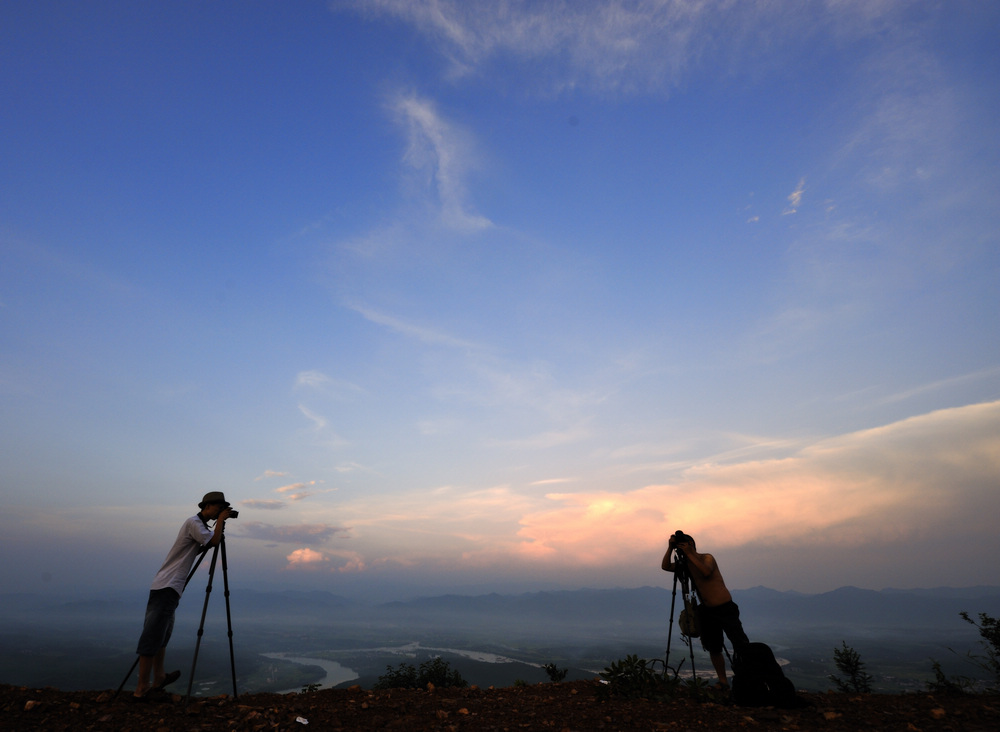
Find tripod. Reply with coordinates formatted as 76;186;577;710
115;536;238;704
664;551;698;681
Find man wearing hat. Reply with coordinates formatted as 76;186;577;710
132;492;233;700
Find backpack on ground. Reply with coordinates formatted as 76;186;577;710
729;642;804;708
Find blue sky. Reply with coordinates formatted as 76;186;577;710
2;0;998;600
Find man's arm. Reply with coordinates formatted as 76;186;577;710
206;508;231;548
661;537;678;572
680;547;716;579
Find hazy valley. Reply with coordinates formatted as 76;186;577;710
3;585;998;696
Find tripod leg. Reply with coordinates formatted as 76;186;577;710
185;543;220;705
113;655;141;700
219;538;238;700
664;571;680;670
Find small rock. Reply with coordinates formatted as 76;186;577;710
24;700;40;711
930;707;946;719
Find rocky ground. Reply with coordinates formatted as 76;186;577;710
3;680;999;731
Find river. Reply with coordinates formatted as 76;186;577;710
261;652;359;694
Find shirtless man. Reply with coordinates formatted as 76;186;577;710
662;532;749;689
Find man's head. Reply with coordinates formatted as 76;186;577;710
199;491;230;510
674;532;696;550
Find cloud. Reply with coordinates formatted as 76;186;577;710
341;1;904;95
298;405;327;430
350;304;601;424
276;481;318;494
254;470;287;481
238;522;350;546
351;304;483;350
241;499;286;510
321;401;999;587
296;370;364;398
285;548;329;569
513;400;1000;565
342;0;710;92
296;406;349;447
284;548;369;573
392;93;492;232
783;178;805;214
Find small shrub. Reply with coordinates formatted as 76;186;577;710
829;641;874;693
599;654;678;700
300;682;322;694
959;611;1000;690
929;611;1000;694
543;663;568;682
927;659;975;695
374;657;467;690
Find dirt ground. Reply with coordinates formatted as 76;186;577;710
3;679;999;731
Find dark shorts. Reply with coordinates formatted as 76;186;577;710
698;600;749;654
136;588;180;657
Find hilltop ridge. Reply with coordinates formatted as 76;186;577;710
4;679;1000;731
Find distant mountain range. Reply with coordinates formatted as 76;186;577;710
4;585;999;644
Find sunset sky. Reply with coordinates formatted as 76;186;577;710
2;1;998;601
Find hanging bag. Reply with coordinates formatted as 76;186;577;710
679;592;701;638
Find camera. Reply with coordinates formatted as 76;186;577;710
227;509;239;519
672;530;691;557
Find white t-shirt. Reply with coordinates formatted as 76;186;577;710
150;514;214;597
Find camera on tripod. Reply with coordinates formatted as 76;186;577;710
672;530;691;558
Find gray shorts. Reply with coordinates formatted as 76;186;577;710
136;588;180;656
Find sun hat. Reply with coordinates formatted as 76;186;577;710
199;491;231;509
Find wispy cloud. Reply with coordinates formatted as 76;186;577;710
341;1;905;95
342;0;711;92
349;303;600;424
351;304;484;351
783;178;805;215
392;93;492;232
276;481;319;494
875;367;1000;406
238;522;350;545
242;499;286;510
254;470;288;481
296;370;365;399
296;405;349;448
298;405;327;430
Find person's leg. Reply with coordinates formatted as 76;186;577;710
699;605;727;687
136;655;154;697
710;651;729;687
152;647;167;687
722;602;750;649
135;589;179;696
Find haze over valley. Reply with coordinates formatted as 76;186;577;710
4;585;998;696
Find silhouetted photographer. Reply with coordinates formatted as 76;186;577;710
662;531;749;689
130;491;235;701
